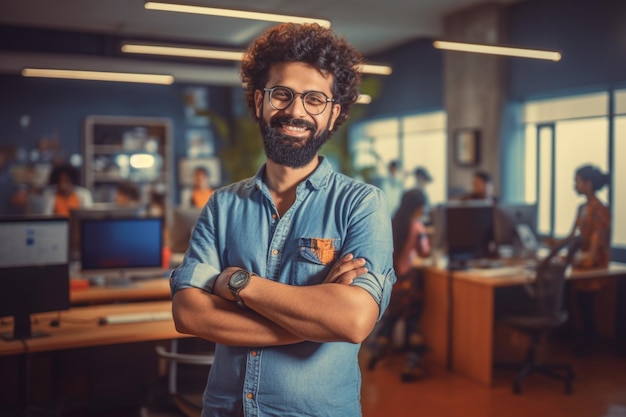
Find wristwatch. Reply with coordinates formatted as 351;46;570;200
228;269;253;308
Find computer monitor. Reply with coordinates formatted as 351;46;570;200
493;203;538;257
69;204;144;261
79;216;164;281
445;202;495;269
170;207;201;254
0;216;70;340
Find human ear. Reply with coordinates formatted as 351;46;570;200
328;104;341;131
254;90;264;119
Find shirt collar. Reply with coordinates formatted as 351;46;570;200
252;155;333;191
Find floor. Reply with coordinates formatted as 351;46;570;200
11;338;626;417
360;338;626;417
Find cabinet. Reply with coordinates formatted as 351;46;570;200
82;115;173;218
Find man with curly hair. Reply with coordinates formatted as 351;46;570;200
170;23;395;417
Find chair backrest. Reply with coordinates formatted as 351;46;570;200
532;235;583;318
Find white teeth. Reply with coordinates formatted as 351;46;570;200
284;125;306;132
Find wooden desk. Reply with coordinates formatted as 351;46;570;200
0;300;185;357
0;300;191;414
421;262;626;386
70;278;171;305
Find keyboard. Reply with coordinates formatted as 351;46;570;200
99;311;172;325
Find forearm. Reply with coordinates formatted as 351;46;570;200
172;288;303;346
240;276;378;344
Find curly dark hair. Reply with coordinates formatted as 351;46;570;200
48;163;81;186
240;23;363;130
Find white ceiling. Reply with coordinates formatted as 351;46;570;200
0;0;519;85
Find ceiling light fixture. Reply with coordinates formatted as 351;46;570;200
356;94;372;104
122;43;244;61
121;43;393;76
433;40;562;61
358;64;393;76
22;68;174;84
144;1;331;28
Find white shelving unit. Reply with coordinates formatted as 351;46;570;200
82;115;173;220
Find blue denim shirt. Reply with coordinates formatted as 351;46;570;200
170;156;395;417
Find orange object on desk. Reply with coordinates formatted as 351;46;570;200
70;278;90;290
162;246;171;269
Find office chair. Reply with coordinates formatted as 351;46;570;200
141;338;214;417
496;234;582;394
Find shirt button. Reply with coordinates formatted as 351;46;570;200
247;393;254;400
272;249;279;256
250;351;257;357
271;214;277;219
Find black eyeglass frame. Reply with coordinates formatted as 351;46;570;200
263;86;335;116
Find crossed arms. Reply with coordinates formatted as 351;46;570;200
172;254;379;346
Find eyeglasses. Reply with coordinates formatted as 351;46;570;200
263;86;334;116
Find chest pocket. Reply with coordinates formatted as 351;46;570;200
298;237;341;265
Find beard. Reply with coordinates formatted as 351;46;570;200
260;114;332;168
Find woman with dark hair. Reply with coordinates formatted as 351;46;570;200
553;164;611;354
368;188;430;381
42;163;93;216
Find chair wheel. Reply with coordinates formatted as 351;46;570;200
565;382;573;394
513;383;522;394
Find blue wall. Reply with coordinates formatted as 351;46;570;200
363;38;444;118
508;0;626;99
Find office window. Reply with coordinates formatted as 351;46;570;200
350;111;447;203
350;118;399;179
537;125;554;236
613;89;626;248
554;118;609;236
401;113;447;205
523;92;610;238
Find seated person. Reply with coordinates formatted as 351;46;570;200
460;170;497;203
115;181;140;205
181;166;214;209
368;189;430;382
42;163;93;216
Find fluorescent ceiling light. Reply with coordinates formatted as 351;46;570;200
144;1;331;28
358;64;393;76
122;43;244;61
433;40;561;61
22;68;174;84
356;94;372;104
121;43;393;76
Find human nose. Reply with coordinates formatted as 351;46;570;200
284;93;309;117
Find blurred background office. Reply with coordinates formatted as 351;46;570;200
1;0;626;415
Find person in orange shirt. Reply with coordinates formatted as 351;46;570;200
43;163;93;216
181;166;214;209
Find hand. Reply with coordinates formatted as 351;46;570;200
213;266;242;301
323;253;368;285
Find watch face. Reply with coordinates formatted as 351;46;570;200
230;270;250;289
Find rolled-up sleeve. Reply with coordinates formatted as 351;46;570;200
170;202;222;296
342;187;396;320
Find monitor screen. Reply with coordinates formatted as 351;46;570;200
445;202;495;268
79;217;163;278
0;216;70;340
69;204;144;261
